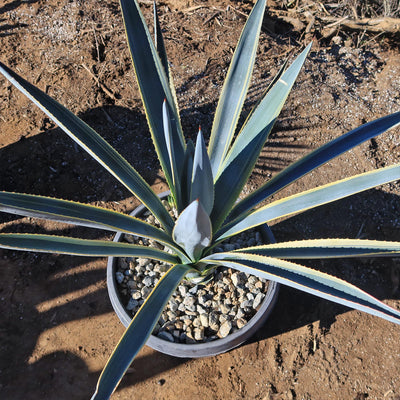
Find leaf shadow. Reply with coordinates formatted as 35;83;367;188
0;105;163;211
252;187;400;344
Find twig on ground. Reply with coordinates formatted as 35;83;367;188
92;24;101;63
81;63;117;101
323;16;400;33
203;11;221;26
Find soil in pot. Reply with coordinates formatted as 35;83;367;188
115;198;272;345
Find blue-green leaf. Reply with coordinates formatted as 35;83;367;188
0;191;176;245
91;263;194;400
173;200;212;261
153;1;169;80
0;233;179;263
230;111;400;221
208;0;267;177
211;44;312;231
217;163;400;240
0;62;174;233
120;0;185;194
153;1;180;116
203;252;400;324
190;129;214;215
239;239;400;259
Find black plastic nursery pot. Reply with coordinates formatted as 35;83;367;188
107;191;280;358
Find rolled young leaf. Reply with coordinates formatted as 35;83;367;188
91;263;194;400
173;200;212;261
0;233;180;263
238;238;400;259
229;111;400;221
217;163;400;240
0;62;174;233
203;252;400;324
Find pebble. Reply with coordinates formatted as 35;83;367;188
142;276;153;287
169;299;178;312
131;290;141;300
236;318;247;329
141;286;151;298
231;272;246;286
253;292;264;309
116;272;124;284
157;331;174;342
218;321;232;338
209;312;220;332
199;313;209;328
116;214;270;345
194;327;204;341
126;298;138;310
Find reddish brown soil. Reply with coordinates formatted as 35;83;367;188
1;1;400;399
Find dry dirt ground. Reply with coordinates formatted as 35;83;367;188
1;0;400;399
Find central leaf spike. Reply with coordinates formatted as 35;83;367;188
189;128;214;215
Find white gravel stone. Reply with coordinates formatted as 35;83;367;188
131;290;141;300
137;258;148;268
199;314;209;328
209;312;220;331
178;285;188;297
236;318;247;329
220;303;231;314
252;292;264;309
169;299;179;312
141;286;151;298
218;321;232;338
231;272;246;286
194;327;204;341
196;304;207;314
142;276;153;287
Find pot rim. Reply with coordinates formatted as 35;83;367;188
106;191;280;358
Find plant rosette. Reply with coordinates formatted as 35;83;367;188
107;191;279;357
2;0;400;398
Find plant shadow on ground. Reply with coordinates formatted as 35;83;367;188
252;188;400;341
1;103;400;398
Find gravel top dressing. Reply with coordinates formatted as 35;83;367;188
115;201;269;344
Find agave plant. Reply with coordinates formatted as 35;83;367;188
1;0;400;398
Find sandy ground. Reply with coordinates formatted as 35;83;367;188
1;1;400;399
